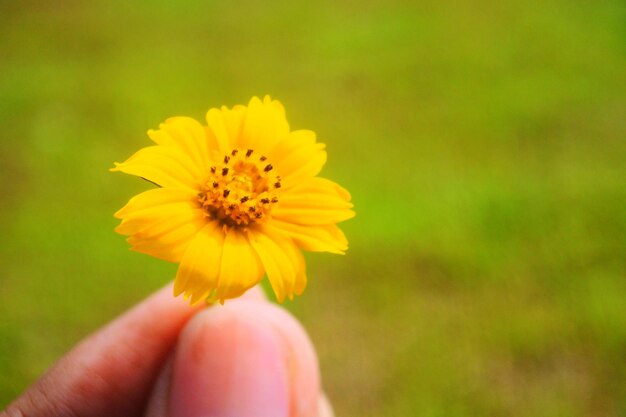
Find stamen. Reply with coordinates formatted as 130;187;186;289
198;148;281;227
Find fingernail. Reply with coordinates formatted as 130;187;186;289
169;304;290;417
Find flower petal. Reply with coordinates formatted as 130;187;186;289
238;96;290;155
268;220;349;254
115;188;205;262
248;226;306;302
272;177;355;225
125;209;206;262
270;130;327;187
147;116;211;171
111;145;200;192
114;188;197;220
284;236;307;297
206;105;247;154
174;221;224;304
211;229;265;303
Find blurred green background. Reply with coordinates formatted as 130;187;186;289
1;0;625;415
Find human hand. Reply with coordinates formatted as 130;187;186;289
2;285;333;417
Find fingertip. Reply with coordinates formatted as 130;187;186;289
143;356;173;417
169;299;320;417
318;393;335;417
240;284;268;302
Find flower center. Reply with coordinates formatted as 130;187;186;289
198;149;281;227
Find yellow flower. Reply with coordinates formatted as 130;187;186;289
113;96;354;304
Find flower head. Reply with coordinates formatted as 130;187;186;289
113;96;354;304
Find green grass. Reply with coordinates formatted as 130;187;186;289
1;0;625;415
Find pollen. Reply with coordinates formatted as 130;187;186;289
198;149;281;227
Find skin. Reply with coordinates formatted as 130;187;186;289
1;284;332;417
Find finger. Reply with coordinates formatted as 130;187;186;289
143;356;173;417
165;297;321;417
318;393;334;417
143;285;268;417
3;283;203;417
239;284;268;302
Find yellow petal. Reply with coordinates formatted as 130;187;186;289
270;130;327;187
273;207;354;225
111;145;200;192
126;209;206;262
221;105;248;146
114;188;198;219
279;177;352;208
267;220;349;254
238;96;290;155
272;177;355;225
281;236;307;298
114;188;197;220
206;105;247;154
147;116;211;170
212;229;264;302
248;226;305;302
129;244;187;263
114;188;205;262
174;221;224;304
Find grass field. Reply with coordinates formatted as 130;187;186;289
1;1;625;415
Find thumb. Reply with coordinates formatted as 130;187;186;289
145;294;332;417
